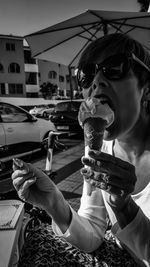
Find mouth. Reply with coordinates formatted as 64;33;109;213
95;94;116;130
98;94;114;111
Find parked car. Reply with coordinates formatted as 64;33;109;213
49;100;83;134
29;104;55;118
0;102;56;181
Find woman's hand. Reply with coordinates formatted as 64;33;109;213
81;150;137;211
12;158;72;232
12;158;59;210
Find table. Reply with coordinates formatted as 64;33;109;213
0;199;24;267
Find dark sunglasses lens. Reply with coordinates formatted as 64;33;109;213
102;55;129;80
77;65;95;88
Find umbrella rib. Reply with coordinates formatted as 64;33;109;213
113;21;150;30
89;10;150;23
26;17;150;39
33;23;102;58
80;24;102;40
69;26;102;66
25;21;102;37
110;14;150;22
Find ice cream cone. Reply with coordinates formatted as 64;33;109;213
83;117;107;151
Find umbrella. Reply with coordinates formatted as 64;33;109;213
25;9;150;67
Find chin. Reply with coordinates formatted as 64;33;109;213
104;128;118;141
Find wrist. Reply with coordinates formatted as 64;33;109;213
109;195;139;229
108;194;131;212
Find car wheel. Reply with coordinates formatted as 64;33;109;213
43;112;47;118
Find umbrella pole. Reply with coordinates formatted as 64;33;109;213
68;65;73;100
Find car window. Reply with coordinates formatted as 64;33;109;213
0;103;28;123
55;102;69;112
48;104;55;108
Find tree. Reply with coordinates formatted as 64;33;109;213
40;82;58;99
137;0;150;11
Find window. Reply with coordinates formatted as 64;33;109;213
55;102;69;112
6;43;15;51
0;63;4;73
8;84;23;95
66;75;70;83
59;90;64;96
0;84;5;95
48;70;57;79
26;72;37;85
8;63;20;73
59;75;64;82
0;103;28;123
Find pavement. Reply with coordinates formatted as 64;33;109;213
32;140;84;211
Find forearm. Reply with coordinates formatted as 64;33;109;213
109;196;139;229
116;208;150;265
45;189;72;233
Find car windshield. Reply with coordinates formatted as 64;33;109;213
37;105;48;109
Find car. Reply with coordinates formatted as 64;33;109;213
29;104;55;118
0;102;56;181
49;100;83;134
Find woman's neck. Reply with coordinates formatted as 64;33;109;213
115;116;150;164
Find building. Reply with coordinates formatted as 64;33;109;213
38;60;77;99
0;34;78;99
0;35;26;97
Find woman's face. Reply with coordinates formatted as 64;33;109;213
81;54;144;140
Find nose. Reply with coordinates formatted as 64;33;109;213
90;73;109;97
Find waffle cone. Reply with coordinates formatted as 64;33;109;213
84;117;107;151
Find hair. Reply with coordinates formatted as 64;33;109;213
78;33;150;88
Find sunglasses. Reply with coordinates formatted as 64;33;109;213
76;53;150;89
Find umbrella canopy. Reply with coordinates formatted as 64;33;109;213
25;9;150;67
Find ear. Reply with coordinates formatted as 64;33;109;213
142;86;150;101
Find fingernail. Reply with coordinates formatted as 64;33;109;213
99;182;108;190
80;168;88;174
13;158;24;168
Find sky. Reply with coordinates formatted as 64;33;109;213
0;0;141;37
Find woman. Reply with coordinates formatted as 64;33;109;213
12;33;150;266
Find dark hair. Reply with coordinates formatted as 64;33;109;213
78;33;150;88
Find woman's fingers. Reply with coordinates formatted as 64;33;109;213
88;151;135;170
82;156;136;183
12;172;36;190
18;178;36;201
94;173;134;190
12;158;29;173
81;151;137;197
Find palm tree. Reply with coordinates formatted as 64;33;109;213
137;0;150;11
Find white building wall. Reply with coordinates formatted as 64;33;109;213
38;60;70;96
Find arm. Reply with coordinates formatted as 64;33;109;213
82;150;150;263
12;159;107;252
109;195;139;229
116;208;150;266
52;179;108;252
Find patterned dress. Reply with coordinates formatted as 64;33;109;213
18;223;137;267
